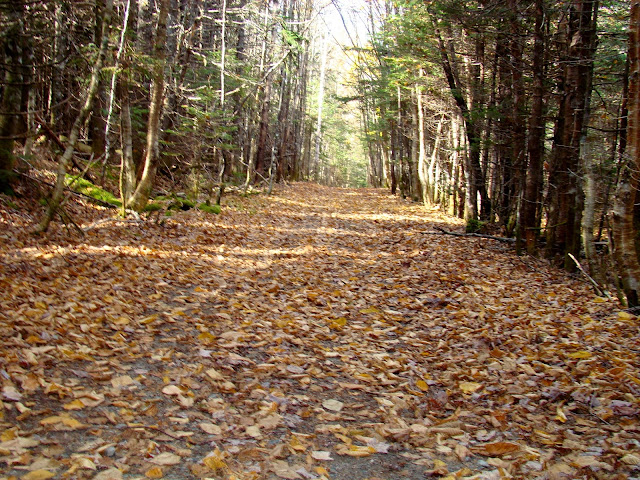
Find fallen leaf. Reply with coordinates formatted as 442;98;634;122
3;385;22;401
459;382;483;394
202;448;227;471
40;414;85;430
311;451;333;461
92;468;123;480
21;470;55;480
246;425;262;438
416;379;429;392
571;455;613;471
475;442;521;456
111;375;134;388
621;454;640;465
322;399;344;412
144;466;164;478
198;422;222;435
271;460;302;479
161;385;183;396
150;452;181;466
205;368;225;381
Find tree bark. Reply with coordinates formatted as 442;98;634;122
612;0;640;307
519;0;546;255
0;2;25;193
433;24;489;220
545;0;599;268
126;0;169;212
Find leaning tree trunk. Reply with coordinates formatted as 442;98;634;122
612;0;640;307
36;0;114;233
126;0;169;212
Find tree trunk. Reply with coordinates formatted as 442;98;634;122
126;0;169;212
36;0;114;232
313;33;329;180
0;2;25;193
89;0;107;163
416;83;428;205
434;24;489;220
119;62;135;213
612;0;640;307
519;0;546;254
545;0;599;268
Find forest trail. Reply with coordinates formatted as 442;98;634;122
0;183;638;480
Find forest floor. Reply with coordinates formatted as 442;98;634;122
0;182;639;480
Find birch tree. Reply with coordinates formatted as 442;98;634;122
125;0;169;212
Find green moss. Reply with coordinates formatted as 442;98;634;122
198;203;221;214
465;218;486;234
143;202;163;212
65;175;121;207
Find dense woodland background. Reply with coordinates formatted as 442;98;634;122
1;0;640;306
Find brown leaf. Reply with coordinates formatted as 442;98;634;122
474;442;521;456
149;452;181;466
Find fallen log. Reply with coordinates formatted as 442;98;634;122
421;226;516;244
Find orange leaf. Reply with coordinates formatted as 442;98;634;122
475;441;521;456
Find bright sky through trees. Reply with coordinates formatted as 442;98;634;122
320;0;370;49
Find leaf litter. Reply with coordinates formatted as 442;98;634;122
0;183;638;479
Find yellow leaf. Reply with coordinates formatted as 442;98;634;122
289;435;306;452
555;405;568;423
64;399;86;410
144;467;164;479
338;445;375;457
416;380;429;392
314;466;329;476
198;332;215;343
459;382;483;394
203;449;227;471
62;417;85;429
618;311;636;321
567;351;592;359
72;457;97;470
140;314;158;325
40;414;85;430
113;316;130;325
1;427;18;441
21;470;55;480
429;459;448;475
359;307;381;315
